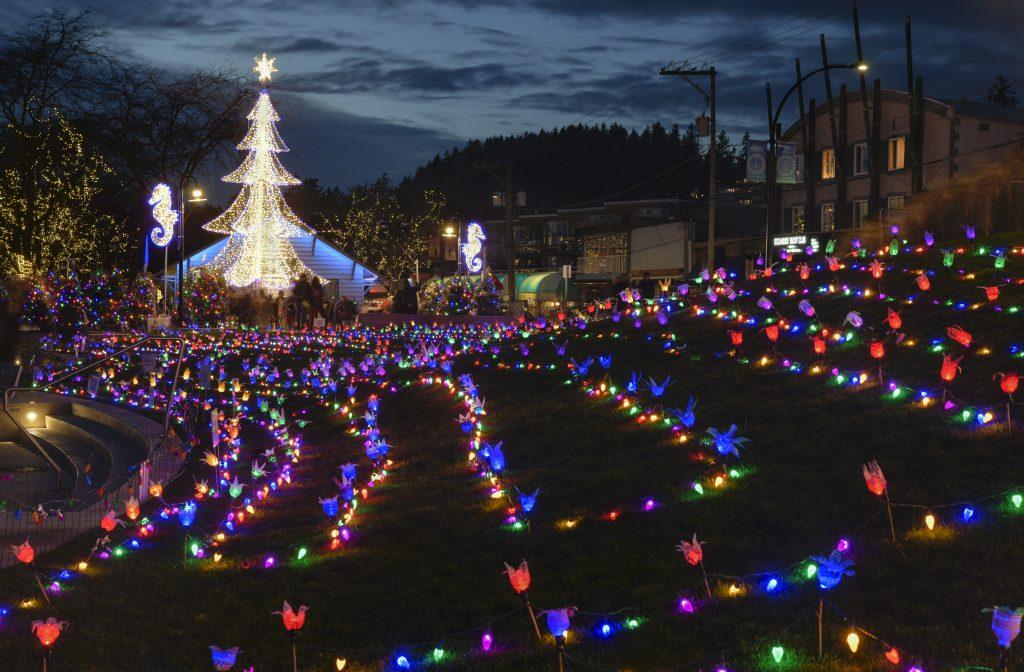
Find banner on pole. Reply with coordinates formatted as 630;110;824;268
776;142;798;184
746;141;767;182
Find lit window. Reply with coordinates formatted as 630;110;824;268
792;205;805;233
853;143;869;176
821;203;835;231
888;137;906;171
821;148;836;180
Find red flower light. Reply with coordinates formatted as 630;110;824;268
12;539;34;564
504;560;531;593
31;618;67;648
274;601;308;631
940;354;962;383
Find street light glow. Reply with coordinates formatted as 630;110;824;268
856;62;869;71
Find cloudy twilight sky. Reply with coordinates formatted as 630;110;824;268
3;0;1022;196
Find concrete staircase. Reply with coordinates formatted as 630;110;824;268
0;393;183;566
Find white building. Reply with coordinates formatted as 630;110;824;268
165;231;379;307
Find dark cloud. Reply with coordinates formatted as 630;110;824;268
232;36;351;54
278;58;545;95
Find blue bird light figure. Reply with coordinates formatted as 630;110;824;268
516;487;540;514
667;396;697;428
209;646;240;671
811;549;854;590
706;424;749;458
320;495;339;518
340;463;357;481
486;441;505;472
598;354;613;370
570;357;593;377
646;375;674;398
553;341;568;357
458;412;475;433
627;371;642;394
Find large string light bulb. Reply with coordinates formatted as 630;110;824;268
203;54;314;291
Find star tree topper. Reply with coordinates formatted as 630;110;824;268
253;52;278;83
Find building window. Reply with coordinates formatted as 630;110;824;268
795;155;805;182
887;195;905;211
852;200;868;228
853;143;869;176
887;136;906;171
792;205;805;233
821;203;835;232
821;148;836;180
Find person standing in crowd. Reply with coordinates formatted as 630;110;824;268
402;276;419;315
275;290;288;330
293;273;311;329
339;295;356;323
309;276;325;328
637;271;657;300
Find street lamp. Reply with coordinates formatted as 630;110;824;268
176;183;206;324
764;62;867;262
442;222;461;275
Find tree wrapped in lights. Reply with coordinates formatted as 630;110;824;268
202;54;313;291
330;174;449;285
183;269;229;327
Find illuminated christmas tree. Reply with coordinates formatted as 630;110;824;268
203;53;313;291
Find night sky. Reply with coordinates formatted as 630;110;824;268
3;0;1021;200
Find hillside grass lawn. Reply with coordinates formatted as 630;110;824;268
1;237;1023;671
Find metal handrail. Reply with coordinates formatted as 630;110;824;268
3;335;186;490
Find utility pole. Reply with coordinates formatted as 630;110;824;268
659;65;717;270
483;165;517;304
504;166;516;303
852;0;878;218
905;16;915;196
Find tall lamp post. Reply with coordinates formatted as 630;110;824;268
764;61;867;263
442;222;461;275
176;184;206;324
659;65;717;270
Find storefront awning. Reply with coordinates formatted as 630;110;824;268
494;272;580;302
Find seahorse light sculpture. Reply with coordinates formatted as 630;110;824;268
148;183;178;247
461;220;486;273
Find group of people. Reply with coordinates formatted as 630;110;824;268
274;273;357;330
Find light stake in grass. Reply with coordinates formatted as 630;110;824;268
504;560;544;643
31;618;67;672
542;608;575;672
987;606;1024;672
676;533;712;597
11;540;50;604
994;372;1018;431
273;601;308;672
862;461;897;544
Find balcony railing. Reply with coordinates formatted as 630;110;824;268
576;255;627;275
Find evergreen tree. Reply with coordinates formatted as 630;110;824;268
987;75;1018;107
